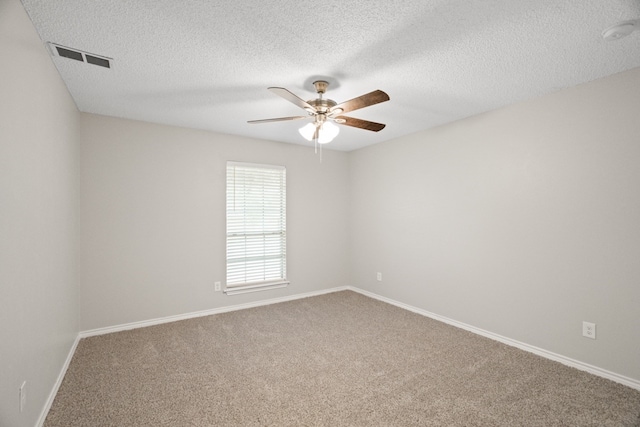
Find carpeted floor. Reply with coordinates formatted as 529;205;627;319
45;291;640;426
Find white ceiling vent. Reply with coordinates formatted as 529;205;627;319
47;42;112;68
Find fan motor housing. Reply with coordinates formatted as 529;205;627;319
306;98;337;114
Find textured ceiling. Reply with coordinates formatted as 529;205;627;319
19;0;640;151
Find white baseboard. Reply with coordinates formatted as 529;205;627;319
36;333;81;427
80;286;349;338
348;286;640;391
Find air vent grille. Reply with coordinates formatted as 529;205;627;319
55;46;83;62
48;43;112;69
85;54;110;68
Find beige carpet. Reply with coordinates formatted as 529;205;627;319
45;291;640;426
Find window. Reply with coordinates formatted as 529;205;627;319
225;162;288;295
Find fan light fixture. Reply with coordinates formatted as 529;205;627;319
298;121;340;144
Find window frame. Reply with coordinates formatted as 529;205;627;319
225;161;288;295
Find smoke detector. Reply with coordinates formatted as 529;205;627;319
602;20;639;41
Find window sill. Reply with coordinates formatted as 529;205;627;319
224;281;290;296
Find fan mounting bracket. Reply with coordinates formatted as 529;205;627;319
313;80;329;94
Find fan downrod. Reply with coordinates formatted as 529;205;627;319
306;80;336;113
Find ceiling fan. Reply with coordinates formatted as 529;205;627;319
248;80;390;145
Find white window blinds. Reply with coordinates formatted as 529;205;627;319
226;162;287;290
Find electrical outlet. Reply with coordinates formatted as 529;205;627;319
19;381;26;413
214;281;221;292
376;272;382;282
582;321;596;339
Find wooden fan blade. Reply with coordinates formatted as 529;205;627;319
247;116;308;124
330;90;389;115
268;87;315;111
335;116;386;132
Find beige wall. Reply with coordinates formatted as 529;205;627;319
0;0;80;425
79;114;351;330
349;67;640;381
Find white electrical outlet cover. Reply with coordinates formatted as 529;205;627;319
582;321;596;339
19;381;26;412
